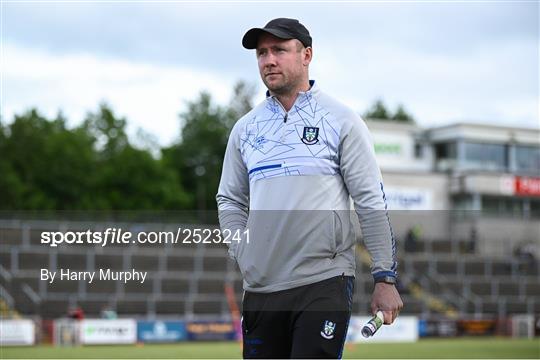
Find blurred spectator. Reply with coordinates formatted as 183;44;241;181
467;226;477;253
100;307;118;319
514;242;537;274
404;225;422;253
68;306;84;320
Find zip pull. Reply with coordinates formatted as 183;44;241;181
283;113;288;123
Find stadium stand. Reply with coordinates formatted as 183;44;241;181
0;219;539;320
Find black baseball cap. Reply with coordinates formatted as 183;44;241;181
242;18;312;49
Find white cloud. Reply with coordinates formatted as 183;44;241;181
2;1;538;150
312;37;538;128
3;43;235;145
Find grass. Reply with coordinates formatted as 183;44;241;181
1;338;538;359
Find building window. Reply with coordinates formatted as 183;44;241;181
434;142;457;160
480;195;539;218
499;197;523;217
453;194;474;210
463;142;508;172
414;143;423;158
481;196;500;216
531;199;540;218
515;145;540;175
434;142;457;171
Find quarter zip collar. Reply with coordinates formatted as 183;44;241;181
265;80;318;122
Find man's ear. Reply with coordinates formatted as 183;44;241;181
303;47;313;66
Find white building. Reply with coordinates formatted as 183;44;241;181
366;120;540;257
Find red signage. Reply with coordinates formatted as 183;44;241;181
515;176;540;196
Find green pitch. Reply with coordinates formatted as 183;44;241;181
1;338;538;359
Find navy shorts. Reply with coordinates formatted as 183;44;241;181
241;274;355;359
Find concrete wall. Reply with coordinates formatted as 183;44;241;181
451;217;540;258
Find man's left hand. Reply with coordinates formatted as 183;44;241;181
370;283;403;324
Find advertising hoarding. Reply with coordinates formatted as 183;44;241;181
0;319;35;346
79;319;136;345
137;321;187;343
186;321;236;341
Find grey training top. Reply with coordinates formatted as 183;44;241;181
216;80;397;293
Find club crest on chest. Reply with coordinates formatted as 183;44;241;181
301;126;319;145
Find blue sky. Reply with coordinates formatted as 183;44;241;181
2;1;538;145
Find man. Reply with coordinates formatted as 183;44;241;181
217;18;403;358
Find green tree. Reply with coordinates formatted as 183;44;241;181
0;119;26;209
392;104;415;123
163;92;230;211
363;99;415;123
363;99;391;120
83;103;129;156
0;109;96;210
0;82;257;211
163;80;256;211
0;105;190;210
227;81;257;126
83;104;189;210
92;146;189;210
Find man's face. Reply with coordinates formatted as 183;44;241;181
256;33;310;95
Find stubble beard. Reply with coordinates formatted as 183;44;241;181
266;81;292;96
263;73;300;97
